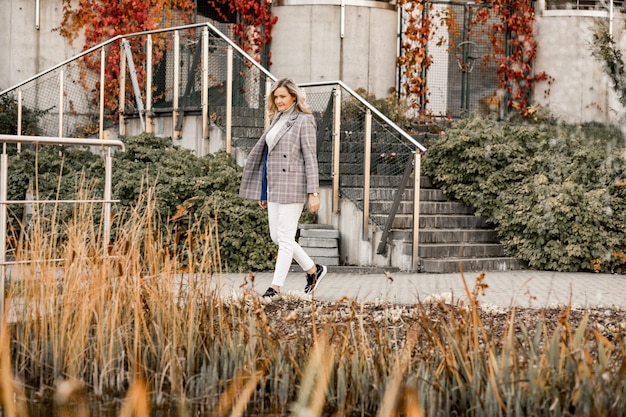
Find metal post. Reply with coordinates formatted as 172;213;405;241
202;28;209;141
332;86;341;213
103;149;113;256
122;39;145;131
0;150;7;318
173;31;180;139
99;47;106;139
119;41;126;137
265;78;272;128
412;151;422;271
362;109;372;240
59;70;64;137
460;4;468;113
340;0;346;39
17;90;22;152
610;0;614;35
226;46;233;154
35;0;40;29
146;35;153;134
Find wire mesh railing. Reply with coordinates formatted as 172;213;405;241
302;81;425;266
0;22;274;144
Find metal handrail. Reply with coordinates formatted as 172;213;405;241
0;135;125;150
299;80;426;152
0;22;276;97
376;153;415;256
0;21;426;270
299;81;425;270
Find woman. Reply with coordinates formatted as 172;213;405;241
239;78;327;298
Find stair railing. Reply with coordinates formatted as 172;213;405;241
376;152;417;257
1;21;427;270
300;81;426;271
0;22;275;146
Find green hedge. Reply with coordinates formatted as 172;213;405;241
423;117;626;272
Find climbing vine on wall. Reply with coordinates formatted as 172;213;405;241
59;0;195;113
205;0;278;65
398;0;551;117
473;0;552;117
397;0;434;112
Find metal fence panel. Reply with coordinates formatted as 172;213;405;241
425;1;506;118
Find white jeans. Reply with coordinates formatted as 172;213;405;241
267;202;315;287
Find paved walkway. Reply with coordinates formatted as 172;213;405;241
220;269;626;310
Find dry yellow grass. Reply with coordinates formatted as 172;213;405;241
2;195;626;416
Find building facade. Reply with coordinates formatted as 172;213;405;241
1;0;626;124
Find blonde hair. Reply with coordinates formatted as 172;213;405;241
266;78;312;119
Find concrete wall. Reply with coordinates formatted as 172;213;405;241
533;7;624;124
270;0;398;99
121;114;221;159
1;1;79;90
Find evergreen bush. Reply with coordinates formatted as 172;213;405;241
423;117;626;272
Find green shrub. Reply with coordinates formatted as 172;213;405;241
113;135;280;271
6;133;317;272
6;144;105;245
423;117;626;272
113;133;207;217
0;94;45;135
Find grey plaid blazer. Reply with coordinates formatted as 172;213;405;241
239;110;319;204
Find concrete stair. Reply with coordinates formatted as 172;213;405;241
297;224;340;266
370;175;525;273
213;105;265;152
314;169;524;272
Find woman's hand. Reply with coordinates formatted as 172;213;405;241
308;194;320;213
259;200;267;209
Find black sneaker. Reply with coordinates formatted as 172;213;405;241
304;264;328;294
262;287;279;298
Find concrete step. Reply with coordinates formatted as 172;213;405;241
339;175;435;189
232;126;264;138
299;227;341;239
309;256;340;266
299;237;337;248
419;229;499;244
370;199;479;215
231;114;265;128
419;257;527;273
355;197;473;216
373;214;491;230
302;246;339;258
341;187;446;202
233;137;258;149
386;229;496;244
419;215;490;229
372;213;492;230
420;202;476;215
298;224;341;267
413;243;506;258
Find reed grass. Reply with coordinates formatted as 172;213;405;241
1;190;626;416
